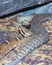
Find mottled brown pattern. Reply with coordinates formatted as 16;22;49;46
0;15;52;65
16;18;52;65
